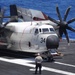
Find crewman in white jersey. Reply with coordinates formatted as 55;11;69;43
35;53;43;74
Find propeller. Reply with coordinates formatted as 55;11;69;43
48;5;75;43
0;6;16;34
0;7;5;26
0;6;7;33
0;20;12;33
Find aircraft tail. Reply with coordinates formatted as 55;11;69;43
10;4;18;22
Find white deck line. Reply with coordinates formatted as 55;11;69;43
0;57;75;75
54;62;75;68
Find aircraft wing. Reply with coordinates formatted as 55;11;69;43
16;6;60;35
17;7;49;21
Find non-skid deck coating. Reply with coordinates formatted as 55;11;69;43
0;39;75;75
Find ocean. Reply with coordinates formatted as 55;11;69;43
0;0;75;39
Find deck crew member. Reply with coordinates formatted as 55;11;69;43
35;53;43;74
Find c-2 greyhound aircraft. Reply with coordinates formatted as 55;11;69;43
0;4;75;58
0;5;59;56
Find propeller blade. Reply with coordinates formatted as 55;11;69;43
64;6;71;21
0;7;5;25
3;18;16;28
63;29;69;43
56;5;62;22
48;16;59;24
0;20;12;33
0;7;2;25
67;26;75;32
3;21;10;27
67;18;75;24
59;28;63;38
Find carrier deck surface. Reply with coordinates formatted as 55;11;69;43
0;39;75;75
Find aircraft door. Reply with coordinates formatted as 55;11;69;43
34;28;39;49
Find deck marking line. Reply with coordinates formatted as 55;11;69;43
55;62;75;67
0;57;75;75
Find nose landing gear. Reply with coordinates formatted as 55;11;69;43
41;49;54;62
46;49;55;62
42;49;63;62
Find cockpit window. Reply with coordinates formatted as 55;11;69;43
34;28;55;35
35;29;38;35
49;28;54;31
42;28;49;33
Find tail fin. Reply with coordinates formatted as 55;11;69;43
10;4;18;22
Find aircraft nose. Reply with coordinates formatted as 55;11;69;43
46;35;59;49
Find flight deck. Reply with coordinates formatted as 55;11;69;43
0;39;75;75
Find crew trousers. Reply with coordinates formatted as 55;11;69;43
35;63;42;74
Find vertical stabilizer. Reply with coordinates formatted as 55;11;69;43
10;4;18;22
